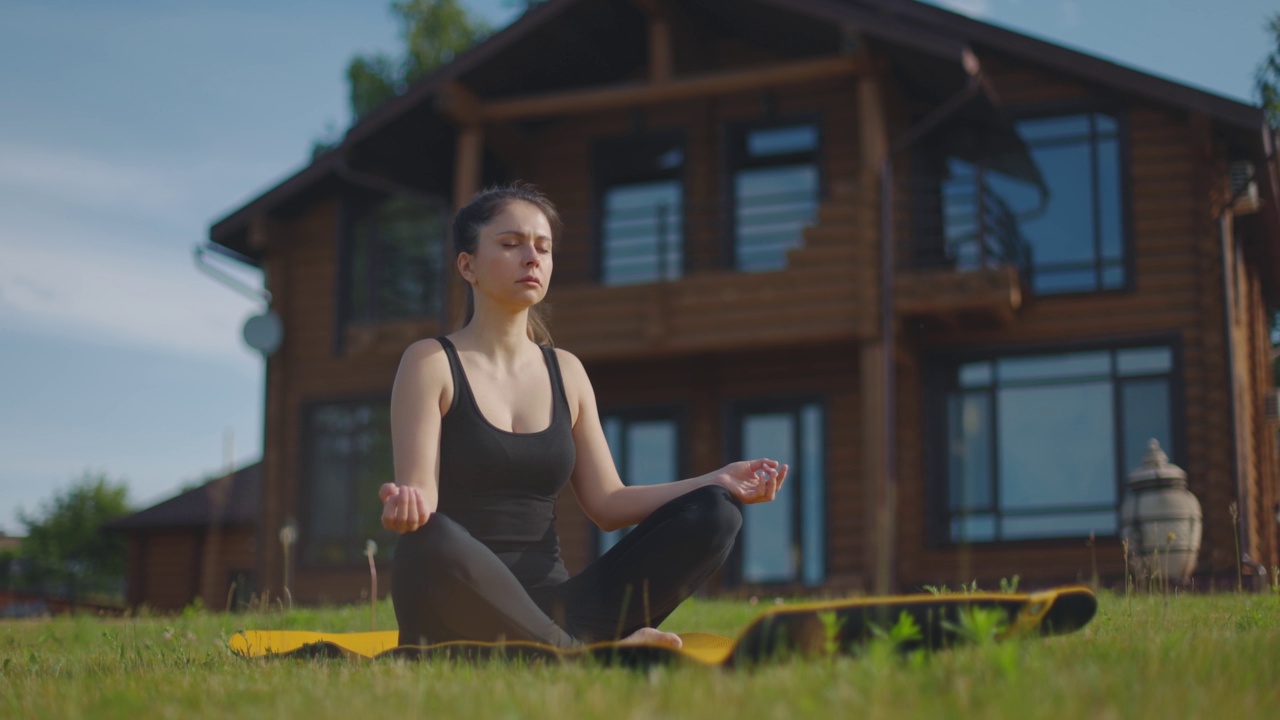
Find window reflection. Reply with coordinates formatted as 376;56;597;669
935;111;1125;294
348;195;445;323
735;401;825;585
602;181;683;285
944;346;1174;542
598;414;681;554
304;400;396;566
731;122;820;272
596;136;685;286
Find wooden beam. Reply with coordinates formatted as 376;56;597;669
480;55;863;121
860;341;894;595
858;73;887;178
453;126;483;210
436;82;484;125
649;17;673;84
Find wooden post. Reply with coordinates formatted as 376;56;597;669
858;69;896;595
449;126;484;329
649;17;673;84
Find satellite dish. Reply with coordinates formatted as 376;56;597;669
243;310;283;357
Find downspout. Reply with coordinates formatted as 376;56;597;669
1220;208;1250;574
875;48;985;593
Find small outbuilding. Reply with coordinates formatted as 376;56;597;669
107;463;261;612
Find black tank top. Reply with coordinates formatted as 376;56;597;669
434;337;577;588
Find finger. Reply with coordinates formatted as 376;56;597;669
379;483;399;503
775;464;789;494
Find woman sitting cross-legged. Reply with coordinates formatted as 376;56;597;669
381;183;788;650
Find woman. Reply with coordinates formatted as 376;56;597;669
380;184;788;650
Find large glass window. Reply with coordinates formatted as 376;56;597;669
345;194;446;323
939;111;1124;294
730;399;825;585
941;345;1175;543
595;135;685;285
303;399;396;566
597;410;683;555
728;121;821;272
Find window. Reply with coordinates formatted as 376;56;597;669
345;194;446;323
728;121;821;272
597;409;684;555
595;135;685;285
938;345;1175;543
303;399;396;566
939;111;1125;294
729;399;825;585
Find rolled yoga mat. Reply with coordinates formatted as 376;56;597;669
229;585;1097;668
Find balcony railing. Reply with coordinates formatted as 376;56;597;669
908;173;1032;278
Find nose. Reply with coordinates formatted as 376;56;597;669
523;246;540;266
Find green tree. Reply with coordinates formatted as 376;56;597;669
16;473;131;598
1258;12;1280;129
313;0;491;158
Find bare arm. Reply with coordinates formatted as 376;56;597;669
559;349;788;532
381;339;450;533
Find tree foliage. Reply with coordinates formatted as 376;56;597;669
1258;12;1280;129
313;0;492;158
15;472;131;596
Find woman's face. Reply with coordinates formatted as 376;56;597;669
462;199;554;309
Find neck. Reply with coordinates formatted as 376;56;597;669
457;295;534;361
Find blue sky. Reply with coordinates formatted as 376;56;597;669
0;0;1274;535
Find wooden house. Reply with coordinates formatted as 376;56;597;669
208;0;1280;604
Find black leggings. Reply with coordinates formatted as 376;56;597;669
391;485;743;648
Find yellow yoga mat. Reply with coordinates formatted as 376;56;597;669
229;585;1096;667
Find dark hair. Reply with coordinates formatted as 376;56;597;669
451;182;561;345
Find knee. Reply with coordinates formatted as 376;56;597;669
392;513;471;578
684;485;743;547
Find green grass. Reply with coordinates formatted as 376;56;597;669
3;591;1279;719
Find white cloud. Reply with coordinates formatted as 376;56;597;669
0;141;196;226
938;0;992;18
0;232;265;368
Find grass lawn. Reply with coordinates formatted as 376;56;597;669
3;590;1279;719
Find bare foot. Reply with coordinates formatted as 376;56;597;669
620;627;683;649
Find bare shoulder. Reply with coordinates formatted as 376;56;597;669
394;339;454;410
401;337;448;364
553;347;590;386
553;347;594;424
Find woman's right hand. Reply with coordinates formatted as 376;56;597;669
380;483;431;534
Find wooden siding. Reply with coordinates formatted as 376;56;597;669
246;36;1276;602
552;342;865;589
125;527;256;613
890;63;1257;588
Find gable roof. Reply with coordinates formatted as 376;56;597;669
106;463;261;532
210;0;1271;260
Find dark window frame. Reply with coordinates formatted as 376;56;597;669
297;394;398;569
720;113;826;271
591;403;689;560
591;130;689;285
923;333;1186;549
334;189;450;352
915;100;1134;297
722;394;828;587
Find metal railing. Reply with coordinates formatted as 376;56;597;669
908;172;1032;277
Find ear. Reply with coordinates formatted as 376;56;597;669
456;252;477;285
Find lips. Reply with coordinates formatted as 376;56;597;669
517;276;541;286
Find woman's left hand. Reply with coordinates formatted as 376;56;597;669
713;458;789;505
